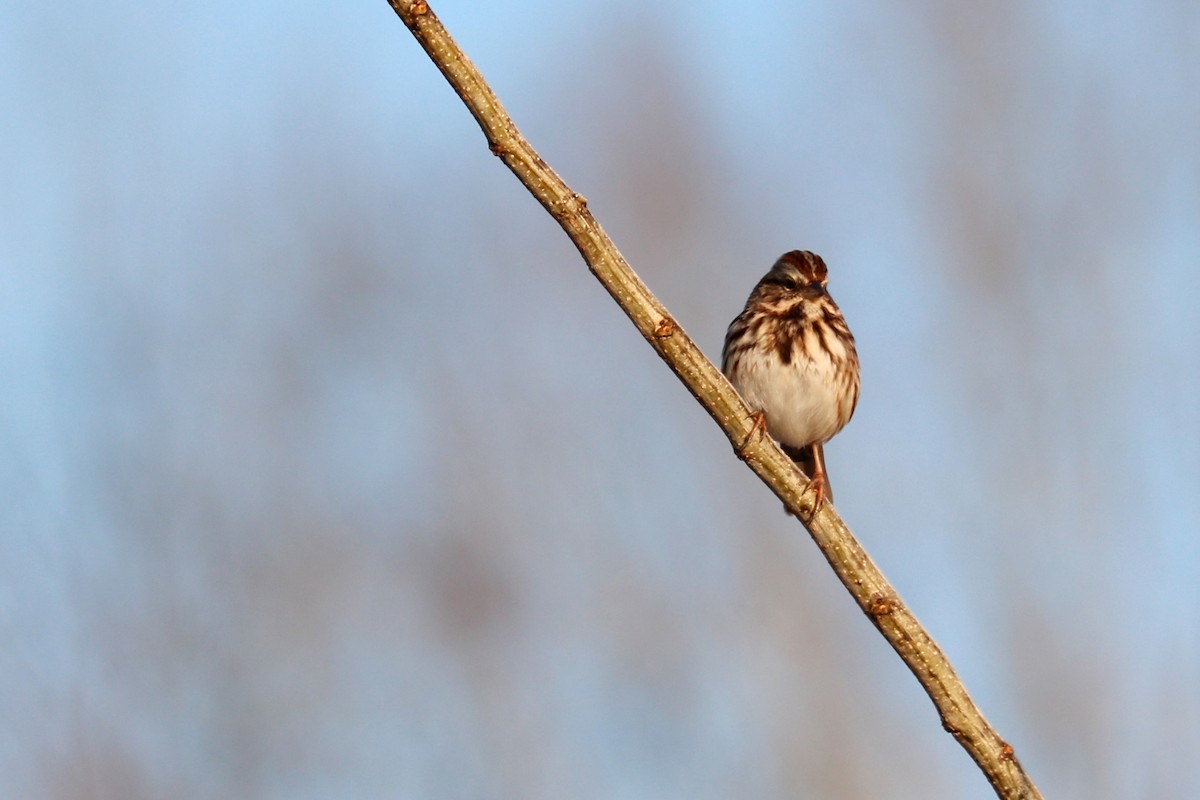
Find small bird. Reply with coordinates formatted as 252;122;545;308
721;250;860;513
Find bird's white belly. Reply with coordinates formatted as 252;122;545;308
731;348;844;448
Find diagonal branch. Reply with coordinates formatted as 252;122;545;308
384;3;1044;798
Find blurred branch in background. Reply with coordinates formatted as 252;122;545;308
385;2;1043;797
9;1;1199;798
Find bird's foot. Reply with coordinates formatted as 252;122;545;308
735;410;768;460
802;472;831;520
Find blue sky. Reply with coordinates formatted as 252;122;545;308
3;2;1199;798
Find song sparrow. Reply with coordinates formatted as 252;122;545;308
722;250;860;513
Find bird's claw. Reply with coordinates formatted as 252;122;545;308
802;474;830;520
735;410;768;459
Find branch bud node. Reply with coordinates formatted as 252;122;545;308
868;595;898;617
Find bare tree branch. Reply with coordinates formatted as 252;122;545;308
384;2;1045;798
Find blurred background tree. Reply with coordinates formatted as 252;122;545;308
3;2;1198;799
